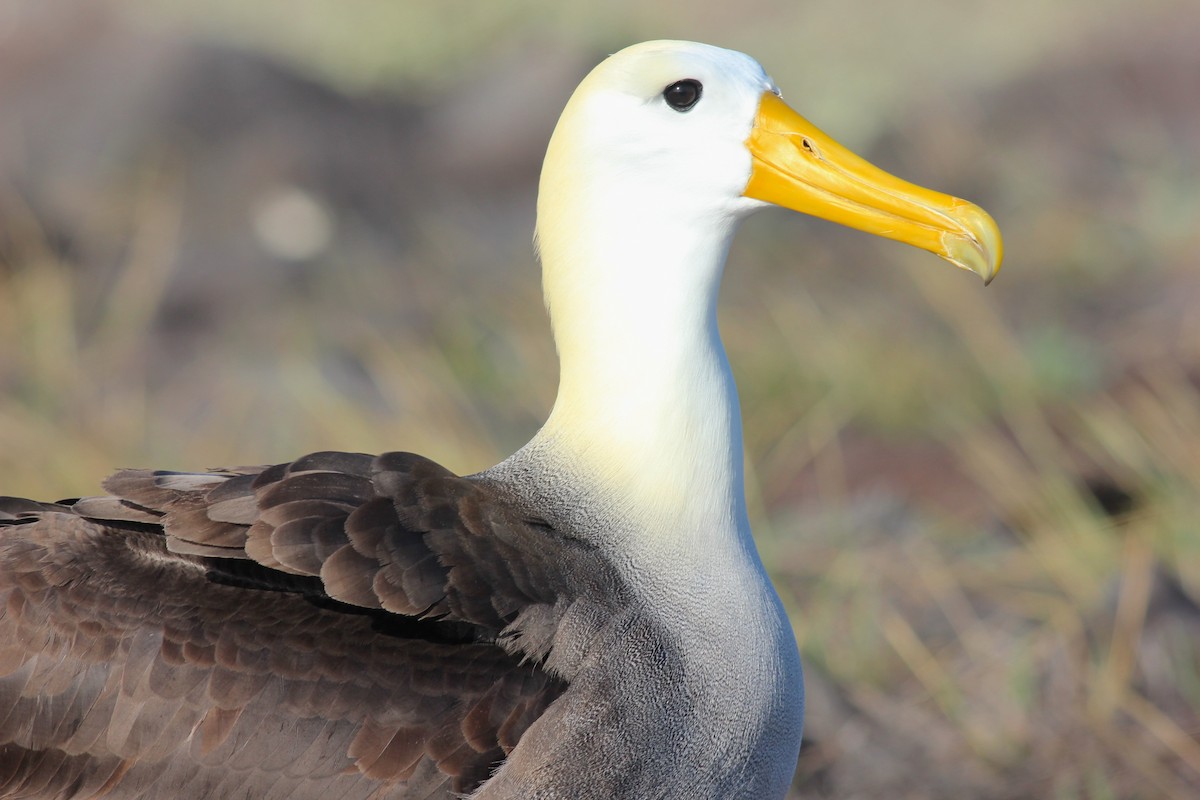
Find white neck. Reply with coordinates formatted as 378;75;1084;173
532;184;750;554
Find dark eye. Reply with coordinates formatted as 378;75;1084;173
663;79;702;112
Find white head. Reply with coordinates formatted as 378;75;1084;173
537;41;773;251
536;40;1000;373
526;40;1001;543
537;40;1000;311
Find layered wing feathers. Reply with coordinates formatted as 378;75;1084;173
0;450;594;799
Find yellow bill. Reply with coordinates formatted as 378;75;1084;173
744;93;1002;283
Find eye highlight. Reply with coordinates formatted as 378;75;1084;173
663;79;702;112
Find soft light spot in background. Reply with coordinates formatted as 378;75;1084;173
252;185;334;262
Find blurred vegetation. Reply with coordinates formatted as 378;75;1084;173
1;0;1198;797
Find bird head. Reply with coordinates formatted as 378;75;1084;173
537;40;1001;285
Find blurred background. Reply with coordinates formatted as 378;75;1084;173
1;0;1197;796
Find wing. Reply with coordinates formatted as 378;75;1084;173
0;451;610;799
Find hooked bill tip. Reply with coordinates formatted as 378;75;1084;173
943;202;1003;285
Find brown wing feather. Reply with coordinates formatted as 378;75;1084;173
0;448;607;799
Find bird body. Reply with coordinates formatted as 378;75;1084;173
0;41;1000;799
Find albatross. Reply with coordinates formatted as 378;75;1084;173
0;40;1001;799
